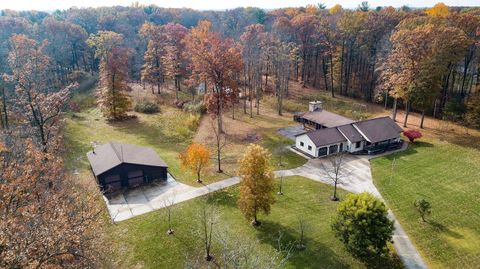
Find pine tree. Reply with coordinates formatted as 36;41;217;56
87;31;132;120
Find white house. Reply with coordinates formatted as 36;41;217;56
295;116;403;157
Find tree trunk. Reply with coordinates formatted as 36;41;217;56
339;40;345;96
322;57;329;92
329;54;335;98
420;110;425;129
1;85;8;129
392;98;398;121
403;101;409;127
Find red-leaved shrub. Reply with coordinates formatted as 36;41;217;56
403;129;422;142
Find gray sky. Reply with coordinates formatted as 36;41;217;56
0;0;478;11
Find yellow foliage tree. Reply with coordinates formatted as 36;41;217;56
305;4;319;15
237;144;275;226
179;143;210;183
426;3;449;18
329;4;343;15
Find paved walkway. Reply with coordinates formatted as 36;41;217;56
104;143;426;269
105;174;240;222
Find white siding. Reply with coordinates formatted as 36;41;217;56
348;140;365;153
295;134;317;156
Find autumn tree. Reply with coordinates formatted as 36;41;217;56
270;39;293;115
0;137;102;268
87;31;132;120
425;2;449;18
332;193;394;262
6;34;73;151
162;23;188;101
0;16;29;129
139;22;165;94
241;24;267;117
179;143;211;183
184;20;243;133
382;20;469;127
42;17;88;80
465;87;480;128
237;144;275;226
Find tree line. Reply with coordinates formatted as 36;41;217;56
1;3;480;131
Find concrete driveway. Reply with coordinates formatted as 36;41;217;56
104;174;195;222
275;154;381;196
104;174;240;222
278;125;305;140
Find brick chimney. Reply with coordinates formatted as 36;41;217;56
309;101;323;112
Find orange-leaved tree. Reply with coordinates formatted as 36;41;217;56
237;144;275;226
184;20;243;133
179;143;211;183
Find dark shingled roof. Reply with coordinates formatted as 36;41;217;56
86;142;168;176
337;124;364;143
299;110;354;128
353;117;403;143
306;128;347;147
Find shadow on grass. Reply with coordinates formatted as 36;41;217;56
428;220;463;239
255;220;354;269
380;140;435;161
206;190;237;207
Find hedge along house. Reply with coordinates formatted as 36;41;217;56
87;142;168;193
295;116;403;157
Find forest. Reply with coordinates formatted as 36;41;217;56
1;2;480;268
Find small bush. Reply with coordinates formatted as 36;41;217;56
185;114;201;131
403;129;422;143
183;101;207;114
134;99;160;114
71;93;96;110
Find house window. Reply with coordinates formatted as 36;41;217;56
308;145;312;150
300;142;304;147
355;141;361;148
318;147;327;156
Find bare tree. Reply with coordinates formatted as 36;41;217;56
277;176;284;195
186;225;292;268
210;119;227;173
321;153;348;201
196;201;219;262
296;216;308;250
163;193;176;235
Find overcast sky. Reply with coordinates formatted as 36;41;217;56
0;0;478;11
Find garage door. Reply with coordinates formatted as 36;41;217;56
329;145;338;155
318;147;327;157
104;174;122;192
128;170;144;187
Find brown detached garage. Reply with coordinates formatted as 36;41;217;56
86;142;168;193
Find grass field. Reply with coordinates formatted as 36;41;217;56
64;84;306;186
107;176;402;269
371;138;480;269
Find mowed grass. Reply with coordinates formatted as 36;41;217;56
371;138;480;269
64;86;306;186
107;176;402;269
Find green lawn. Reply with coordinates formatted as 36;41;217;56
371;138;480;269
64;88;306;186
107;176;402;268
